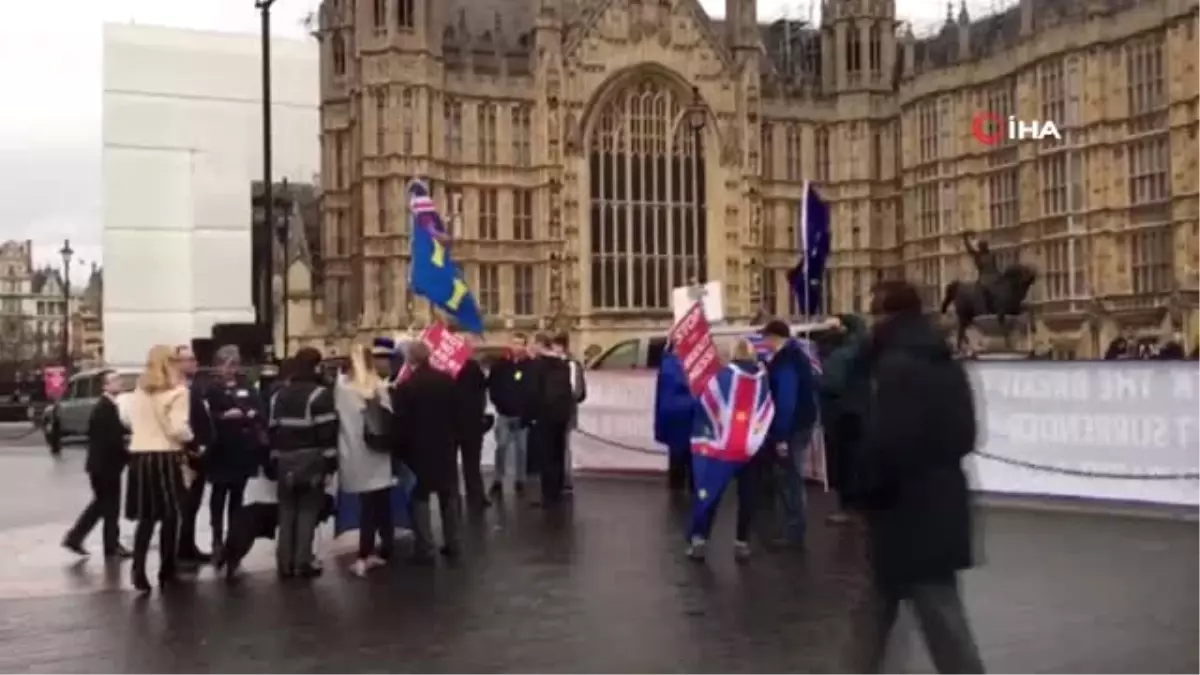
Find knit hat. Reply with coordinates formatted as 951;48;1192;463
371;337;396;357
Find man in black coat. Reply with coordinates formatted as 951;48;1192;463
391;341;462;563
523;332;575;508
456;352;492;511
63;370;131;559
851;280;985;674
175;345;214;565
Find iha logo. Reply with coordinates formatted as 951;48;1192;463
971;111;1062;145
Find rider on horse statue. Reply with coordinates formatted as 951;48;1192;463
962;231;998;310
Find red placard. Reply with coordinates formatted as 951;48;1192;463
44;366;67;400
395;321;473;383
668;302;721;397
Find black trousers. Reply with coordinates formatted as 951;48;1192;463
458;433;486;507
410;480;460;554
531;422;568;503
209;479;247;548
66;472;123;554
358;487;394;560
132;513;179;580
178;468;206;558
852;574;986;673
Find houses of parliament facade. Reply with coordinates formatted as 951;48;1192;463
298;0;1199;358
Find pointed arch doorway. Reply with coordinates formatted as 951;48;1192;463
588;77;708;313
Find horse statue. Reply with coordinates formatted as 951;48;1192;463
940;263;1038;352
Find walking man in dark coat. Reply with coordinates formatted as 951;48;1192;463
852;280;985;674
391;341;462;563
63;370;131;558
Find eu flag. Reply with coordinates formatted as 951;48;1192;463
786;181;831;315
407;180;485;333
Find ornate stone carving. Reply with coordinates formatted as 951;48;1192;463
720;122;741;167
563;111;580;154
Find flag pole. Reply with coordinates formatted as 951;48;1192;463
800;180;811;323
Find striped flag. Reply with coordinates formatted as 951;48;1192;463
745;334;822;375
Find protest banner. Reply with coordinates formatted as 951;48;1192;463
396;321;473;382
668;302;721;397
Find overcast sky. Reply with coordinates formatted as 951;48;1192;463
0;0;999;270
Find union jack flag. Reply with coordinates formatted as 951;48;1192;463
691;364;775;463
408;180;449;243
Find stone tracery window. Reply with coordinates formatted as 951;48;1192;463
588;78;707;311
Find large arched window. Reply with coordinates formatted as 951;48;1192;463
588;78;707;311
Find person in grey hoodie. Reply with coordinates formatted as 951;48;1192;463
335;343;398;577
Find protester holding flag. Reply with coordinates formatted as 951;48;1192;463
759;319;819;550
686;339;774;562
407;180;484;335
654;347;695;492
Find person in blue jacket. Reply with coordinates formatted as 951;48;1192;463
759;319;819;548
654;347;696;492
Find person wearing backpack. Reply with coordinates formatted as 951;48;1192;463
334;343;396;577
552;332;586;493
525;332;576;507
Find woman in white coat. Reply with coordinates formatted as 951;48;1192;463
336;343;397;577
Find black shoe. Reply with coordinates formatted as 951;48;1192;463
104;545;132;560
132;570;151;593
62;538;89;557
767;537;806;552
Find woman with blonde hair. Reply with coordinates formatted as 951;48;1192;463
124;344;194;592
335;342;397;577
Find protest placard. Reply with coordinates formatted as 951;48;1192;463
668;302;721;397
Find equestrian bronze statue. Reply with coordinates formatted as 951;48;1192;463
940;232;1037;351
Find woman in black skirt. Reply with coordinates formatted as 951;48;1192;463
124;344;194;592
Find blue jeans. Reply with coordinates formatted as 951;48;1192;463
493;415;527;483
775;428;811;543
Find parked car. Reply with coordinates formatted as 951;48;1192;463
42;369;139;452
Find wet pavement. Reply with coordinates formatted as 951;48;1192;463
0;436;1196;673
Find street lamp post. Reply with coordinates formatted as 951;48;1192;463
277;177;291;356
256;0;277;359
59;239;74;373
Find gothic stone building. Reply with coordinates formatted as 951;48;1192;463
310;0;1199;358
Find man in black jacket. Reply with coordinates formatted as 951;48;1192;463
62;370;130;559
175;344;213;565
456;349;491;511
851;280;985;674
524;332;575;507
391;342;462;563
487;333;532;496
267;347;339;579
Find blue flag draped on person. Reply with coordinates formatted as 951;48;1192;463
407;179;485;333
786;181;831;315
687;361;774;544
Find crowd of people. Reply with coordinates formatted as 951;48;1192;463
59;278;991;672
653;280;986;673
60;330;588;589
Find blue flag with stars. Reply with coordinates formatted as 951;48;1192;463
407;179;485;334
786;181;831;315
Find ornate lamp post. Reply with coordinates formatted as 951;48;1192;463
256;0;278;357
58;239;74;372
